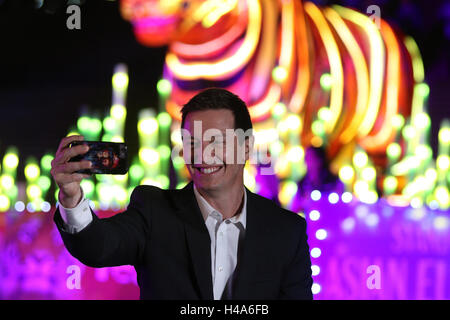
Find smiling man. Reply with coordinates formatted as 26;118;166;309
52;87;313;300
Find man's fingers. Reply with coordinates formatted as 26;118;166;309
53;144;89;166
57;173;90;185
69;173;91;183
64;160;92;174
60;144;90;164
57;135;84;153
52;161;92;175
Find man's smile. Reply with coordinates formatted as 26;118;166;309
192;165;224;175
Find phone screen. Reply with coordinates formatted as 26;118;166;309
69;141;128;175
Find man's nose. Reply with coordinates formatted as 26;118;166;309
204;141;217;159
192;140;217;164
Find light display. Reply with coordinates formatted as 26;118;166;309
0;0;448;300
0;1;446;210
116;0;448;210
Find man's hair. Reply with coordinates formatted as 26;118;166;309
180;88;253;132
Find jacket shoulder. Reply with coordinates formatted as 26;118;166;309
129;185;182;208
131;184;180;199
131;184;163;195
250;191;306;230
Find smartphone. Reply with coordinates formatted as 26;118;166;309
69;141;129;175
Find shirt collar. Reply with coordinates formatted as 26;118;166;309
193;185;247;229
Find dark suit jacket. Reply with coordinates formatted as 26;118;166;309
54;181;313;300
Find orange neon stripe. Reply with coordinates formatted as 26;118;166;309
288;0;311;114
324;7;370;144
171;0;247;59
305;2;344;134
165;0;262;81
360;20;400;151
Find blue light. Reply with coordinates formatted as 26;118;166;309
316;229;328;240
311;247;322;258
341;217;355;232
311;265;321;276
26;202;36;213
311;190;321;201
309;210;320;221
15;201;25;212
341;192;353;203
41;201;51;212
365;213;379;227
328;192;339;204
312;283;321;295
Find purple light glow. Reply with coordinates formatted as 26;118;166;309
305;195;450;300
0;196;448;299
133;15;179;29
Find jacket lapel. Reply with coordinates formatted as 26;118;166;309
174;182;214;300
233;188;269;298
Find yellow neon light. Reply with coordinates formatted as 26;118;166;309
248;0;278;101
279;0;295;87
360;20;400;149
288;1;310;113
172;11;246;58
248;82;281;121
333;5;385;138
305;2;343;134
324;7;369;144
404;36;424;83
165;82;280;122
202;0;238;28
193;0;231;22
165;0;261;80
404;37;427;119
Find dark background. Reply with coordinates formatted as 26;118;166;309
0;0;449;178
0;0;167;164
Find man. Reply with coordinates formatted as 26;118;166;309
51;88;313;300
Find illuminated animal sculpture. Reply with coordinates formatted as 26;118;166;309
119;0;435;203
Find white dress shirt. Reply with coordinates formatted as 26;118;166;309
58;185;247;300
58;189;93;234
193;186;246;300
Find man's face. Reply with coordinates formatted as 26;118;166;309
183;109;250;194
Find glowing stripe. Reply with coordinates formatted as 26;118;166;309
333;5;385;138
248;0;278;101
172;8;247;58
404;36;424;83
165;0;261;80
202;0;238;28
404;36;426;119
324;8;369;144
279;0;295;74
288;0;310;113
165;82;279;123
248;82;281;121
192;0;223;21
360;20;400;150
305;3;343;134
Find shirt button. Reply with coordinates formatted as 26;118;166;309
218;267;223;272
